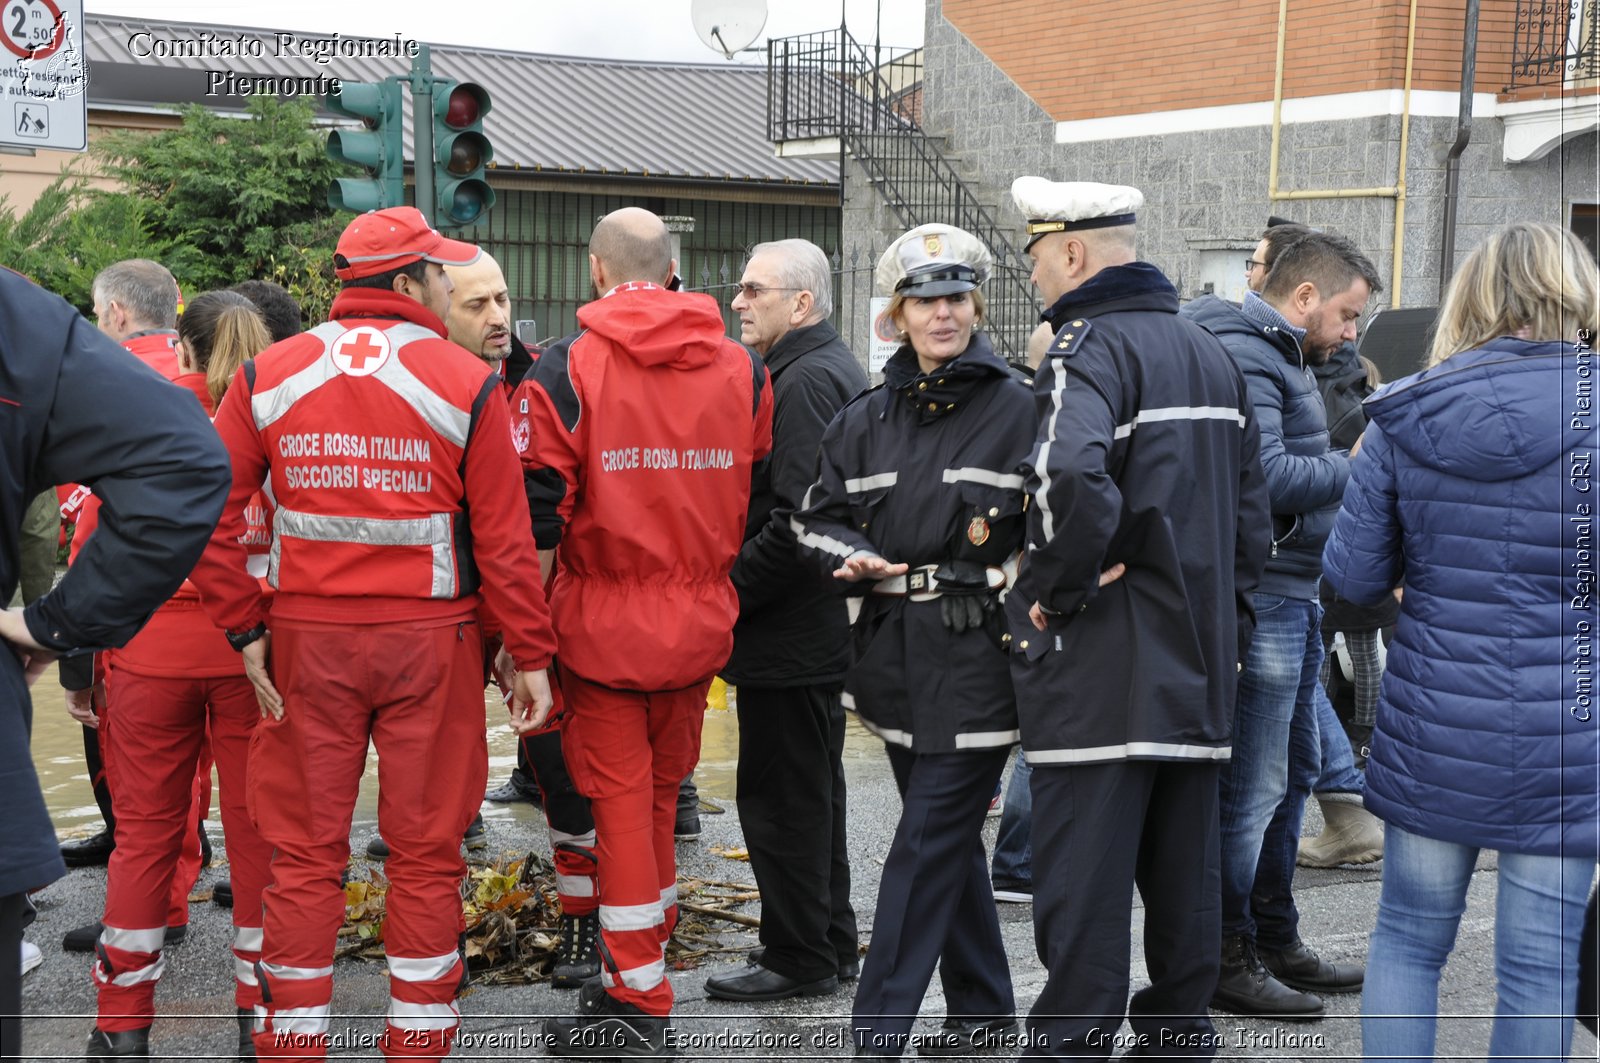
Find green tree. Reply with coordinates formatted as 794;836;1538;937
0;170;164;312
92;95;355;319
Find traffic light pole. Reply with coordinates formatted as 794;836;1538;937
410;45;437;226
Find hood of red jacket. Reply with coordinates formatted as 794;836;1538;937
577;283;730;369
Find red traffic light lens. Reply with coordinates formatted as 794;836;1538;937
445;86;480;129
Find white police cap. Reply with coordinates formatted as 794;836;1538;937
1011;177;1145;252
875;223;993;298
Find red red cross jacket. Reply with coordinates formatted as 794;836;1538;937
191;288;556;671
513;282;772;691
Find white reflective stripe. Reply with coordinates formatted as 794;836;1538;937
855;715;914;748
1034;361;1071;544
232;926;264;953
942;467;1025;490
792;484;857;561
387;1000;460;1031
373;324;472;448
235;957;259;986
245;553;269;579
954;729;1022;749
1026;742;1233;764
601;957;667;992
100;925;166;953
556;874;596;898
272;508;455;598
1112;405;1247;440
261;961;335;980
548;827;596;848
265;1004;331;1036
600;902;664;932
843;472;898;493
388;952;461;983
660;885;678;913
251;322;344;430
94;953;166;987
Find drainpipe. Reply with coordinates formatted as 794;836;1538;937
1438;0;1480;298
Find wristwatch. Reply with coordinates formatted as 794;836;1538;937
225;621;269;652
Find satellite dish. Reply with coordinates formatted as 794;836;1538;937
691;0;768;60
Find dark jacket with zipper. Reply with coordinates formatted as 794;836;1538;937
723;320;867;687
794;333;1034;752
1181;294;1349;599
1008;264;1270;764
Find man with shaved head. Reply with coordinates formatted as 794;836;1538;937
513;207;773;1055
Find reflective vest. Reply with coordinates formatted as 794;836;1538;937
248;320;487;601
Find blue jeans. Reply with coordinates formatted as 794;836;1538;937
1219;592;1323;942
1362;824;1595;1062
991;748;1031;885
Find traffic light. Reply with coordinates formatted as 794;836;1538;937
325;80;403;212
432;81;496;228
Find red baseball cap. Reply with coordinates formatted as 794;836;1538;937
333;206;481;281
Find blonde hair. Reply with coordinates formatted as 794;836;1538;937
887;287;988;341
1429;221;1599;367
179;290;272;405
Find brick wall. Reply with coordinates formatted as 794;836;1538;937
943;0;1521;122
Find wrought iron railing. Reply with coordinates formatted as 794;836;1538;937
768;29;1040;362
1508;0;1599;88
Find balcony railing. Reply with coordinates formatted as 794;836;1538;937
1508;0;1598;88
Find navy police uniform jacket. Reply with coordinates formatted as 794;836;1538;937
0;268;229;897
794;333;1035;753
1008;263;1270;765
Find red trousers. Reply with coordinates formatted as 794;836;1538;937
93;671;266;1032
558;665;708;1016
250;619;486;1062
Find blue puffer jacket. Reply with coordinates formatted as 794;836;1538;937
1181;295;1349;598
1323;337;1599;857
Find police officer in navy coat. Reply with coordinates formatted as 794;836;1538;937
794;224;1035;1057
1005;178;1270;1060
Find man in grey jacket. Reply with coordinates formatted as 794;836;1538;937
707;239;866;1002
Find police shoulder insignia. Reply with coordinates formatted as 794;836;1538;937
1050;319;1093;359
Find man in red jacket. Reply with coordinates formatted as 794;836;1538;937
517;207;772;1056
190;206;557;1063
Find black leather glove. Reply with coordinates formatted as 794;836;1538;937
940;593;987;633
934;561;992;634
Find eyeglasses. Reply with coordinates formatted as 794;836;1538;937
1244;258;1270;272
733;282;803;300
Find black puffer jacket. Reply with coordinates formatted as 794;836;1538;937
1181;294;1349;598
723;321;867;687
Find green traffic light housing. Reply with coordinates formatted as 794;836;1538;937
432;81;495;228
324;80;403;212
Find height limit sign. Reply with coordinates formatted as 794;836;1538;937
1;0;86;151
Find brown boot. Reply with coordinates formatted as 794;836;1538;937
1298;794;1384;867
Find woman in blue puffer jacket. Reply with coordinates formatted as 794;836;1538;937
1323;220;1598;1062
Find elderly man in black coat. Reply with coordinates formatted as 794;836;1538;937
0;267;230;1059
706;239;867;1002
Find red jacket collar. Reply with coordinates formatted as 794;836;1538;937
328;288;448;338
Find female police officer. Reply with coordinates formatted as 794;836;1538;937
794;224;1036;1057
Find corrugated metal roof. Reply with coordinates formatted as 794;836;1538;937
81;15;837;187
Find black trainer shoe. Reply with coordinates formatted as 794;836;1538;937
86;1026;151;1057
1210;933;1324;1019
545;982;676;1058
551;911;600;988
236;1007;256;1060
1259;937;1364;993
915;1017;1018;1056
213;878;234;908
991;878;1033;904
464;812;488;851
60;829;115;868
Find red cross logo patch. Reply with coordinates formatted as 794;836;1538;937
331;327;392;377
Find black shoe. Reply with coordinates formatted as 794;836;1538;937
916;1017;1019;1056
1259;937;1364;993
485;778;537;804
61;829;116;868
545;982;675;1057
1211;934;1324;1019
705;963;838;1002
552;911;600;988
199;825;213;868
673;811;701;842
464;812;488;851
365;834;390;860
213;878;234;908
64;922;186;954
236;1007;255;1060
86;1026;150;1057
748;946;857;983
991;878;1033;904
